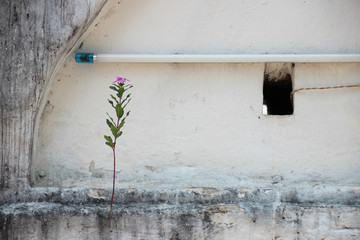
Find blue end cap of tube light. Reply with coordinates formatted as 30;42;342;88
75;53;94;63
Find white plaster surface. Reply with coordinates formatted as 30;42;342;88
33;0;360;188
82;0;360;54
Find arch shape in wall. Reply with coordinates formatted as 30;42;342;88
31;0;113;187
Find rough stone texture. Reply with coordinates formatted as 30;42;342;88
0;0;108;195
1;186;360;239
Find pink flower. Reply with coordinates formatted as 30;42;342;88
112;76;130;84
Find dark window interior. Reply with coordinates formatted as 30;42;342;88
263;63;294;115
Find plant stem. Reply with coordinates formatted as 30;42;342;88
110;116;121;216
110;147;116;216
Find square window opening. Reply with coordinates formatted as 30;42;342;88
263;63;294;115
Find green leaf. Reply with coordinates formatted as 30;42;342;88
104;135;114;148
124;85;133;91
122;98;131;109
117;87;125;99
106;113;115;125
121;94;131;106
110;94;119;104
115;103;124;119
105;142;114;148
116;131;123;138
109;86;118;92
104;135;113;143
106;119;114;128
118;119;125;129
108;100;115;108
110;125;118;138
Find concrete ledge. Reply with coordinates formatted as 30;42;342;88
1;185;359;239
1;201;359;239
1;184;360;206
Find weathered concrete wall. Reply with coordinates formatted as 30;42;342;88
33;61;360;188
33;0;360;187
82;0;360;54
1;186;360;239
1;0;360;239
0;0;108;192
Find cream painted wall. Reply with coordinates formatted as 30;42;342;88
33;0;360;188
